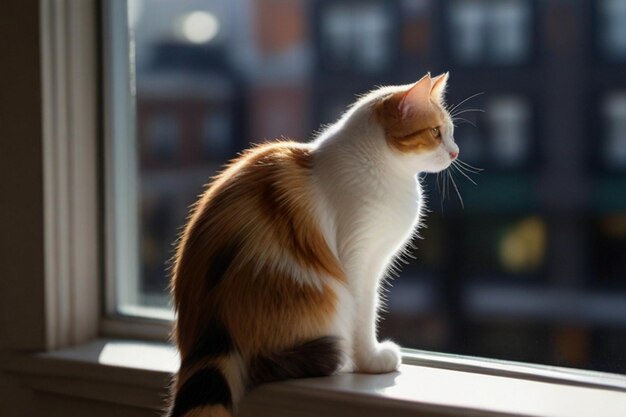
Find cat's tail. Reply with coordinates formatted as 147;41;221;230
166;336;342;417
248;336;343;385
165;350;245;417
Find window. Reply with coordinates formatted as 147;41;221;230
447;0;532;65
201;109;233;160
451;95;533;170
317;0;397;74
105;0;626;377
144;112;180;163
486;96;532;169
8;2;626;417
602;92;626;170
592;215;626;289
598;0;626;61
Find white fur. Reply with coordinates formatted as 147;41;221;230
310;84;457;373
221;350;247;412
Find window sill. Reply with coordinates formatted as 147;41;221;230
2;339;626;417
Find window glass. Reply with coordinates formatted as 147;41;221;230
450;1;488;64
602;92;626;170
464;215;546;279
106;0;626;375
592;215;626;288
144;112;180;163
320;1;394;73
201;109;232;159
599;0;626;61
487;96;532;168
448;0;532;65
452;95;532;170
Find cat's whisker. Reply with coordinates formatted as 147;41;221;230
451;162;477;185
456;158;484;172
450;108;486;118
436;172;441;194
448;91;485;115
449;170;465;209
440;175;446;212
453;160;481;175
452;117;476;127
439;170;449;212
456;166;480;179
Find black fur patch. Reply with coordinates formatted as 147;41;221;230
169;367;232;417
181;320;233;368
205;242;239;290
248;336;342;386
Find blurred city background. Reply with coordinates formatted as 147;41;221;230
119;0;626;374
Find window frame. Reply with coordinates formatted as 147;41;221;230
3;1;624;416
39;0;100;350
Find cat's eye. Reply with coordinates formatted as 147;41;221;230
431;127;441;138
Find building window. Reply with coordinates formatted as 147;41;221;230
455;126;485;165
448;0;532;65
465;215;547;279
487;96;532;169
592;215;626;288
318;1;395;73
453;95;532;170
144;112;180;164
598;0;626;61
602;92;626;170
201;110;232;161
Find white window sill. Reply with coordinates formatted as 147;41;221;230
3;339;626;417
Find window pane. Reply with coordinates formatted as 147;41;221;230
449;0;488;64
599;0;626;61
319;1;394;73
106;0;626;375
487;96;532;168
488;0;531;64
593;215;626;288
448;0;532;65
602;92;626;170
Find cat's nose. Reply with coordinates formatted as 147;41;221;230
449;151;459;160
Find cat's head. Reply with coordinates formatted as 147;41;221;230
376;72;457;173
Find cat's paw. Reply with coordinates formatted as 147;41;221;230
355;341;401;374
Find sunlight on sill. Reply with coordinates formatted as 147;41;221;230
98;340;178;373
117;305;175;321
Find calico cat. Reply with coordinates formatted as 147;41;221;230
167;72;458;417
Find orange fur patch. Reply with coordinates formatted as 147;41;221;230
185;405;230;417
214;264;337;357
171;142;343;363
376;91;446;154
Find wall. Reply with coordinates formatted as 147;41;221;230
0;1;47;415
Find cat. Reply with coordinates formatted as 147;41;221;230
167;72;458;417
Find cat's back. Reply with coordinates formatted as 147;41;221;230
173;140;319;285
193;141;319;245
205;141;314;203
171;141;345;356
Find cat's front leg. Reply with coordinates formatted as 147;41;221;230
352;285;401;374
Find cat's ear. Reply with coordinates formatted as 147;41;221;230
430;72;449;103
397;73;433;119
